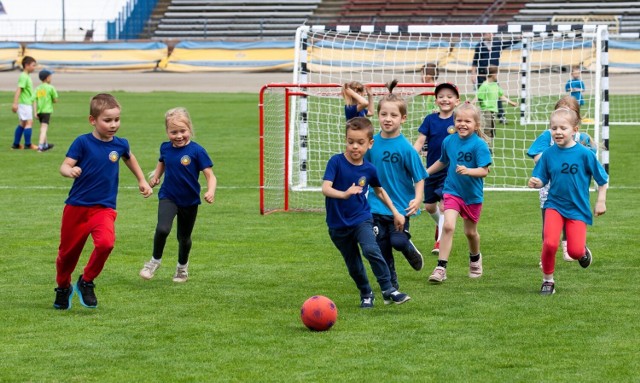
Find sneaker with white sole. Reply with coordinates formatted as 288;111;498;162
469;254;483;278
360;295;374;308
431;241;440;255
562;241;575;262
402;239;424;271
140;260;161;280
382;289;411;305
428;266;447;283
540;281;556;295
578;247;593;269
173;264;189;282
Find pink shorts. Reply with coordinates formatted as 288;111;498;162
443;193;483;223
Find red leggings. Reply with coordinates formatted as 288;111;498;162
56;205;117;288
541;208;587;275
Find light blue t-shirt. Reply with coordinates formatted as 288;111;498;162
527;130;596;158
565;79;585;106
532;143;608;225
365;133;428;216
439;133;492;204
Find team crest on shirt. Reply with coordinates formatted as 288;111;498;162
357;176;366;187
447;125;456;134
180;155;191;166
108;151;119;162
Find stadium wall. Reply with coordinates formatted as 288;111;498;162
1;36;638;73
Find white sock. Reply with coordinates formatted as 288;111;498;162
150;258;161;264
437;214;444;241
429;210;440;224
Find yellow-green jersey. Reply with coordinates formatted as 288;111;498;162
17;72;34;105
35;83;59;114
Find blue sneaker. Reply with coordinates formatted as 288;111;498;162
382;289;411;305
75;275;98;308
360;296;375;309
53;286;73;310
540;281;556;295
401;230;424;271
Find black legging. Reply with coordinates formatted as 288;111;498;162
152;199;199;265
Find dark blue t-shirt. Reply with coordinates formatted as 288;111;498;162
157;141;213;207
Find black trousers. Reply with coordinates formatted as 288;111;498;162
152;199;199;265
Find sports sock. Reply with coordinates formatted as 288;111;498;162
429;210;440;224
13;125;24;146
469;253;480;262
23;128;32;146
437;260;448;268
437;214;444;241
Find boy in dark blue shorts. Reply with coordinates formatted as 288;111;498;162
322;117;411;308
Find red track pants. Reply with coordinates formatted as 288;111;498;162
56;205;117;288
541;208;587;275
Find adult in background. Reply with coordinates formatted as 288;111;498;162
471;33;518;123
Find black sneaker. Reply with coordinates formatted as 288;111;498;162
11;144;23;150
401;231;424;271
540;281;555;295
360;296;374;309
578;247;593;269
53;286;74;310
75;275;98;308
382;289;411;305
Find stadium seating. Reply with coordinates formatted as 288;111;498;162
153;0;321;40
511;0;640;34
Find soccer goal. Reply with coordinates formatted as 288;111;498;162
259;24;609;214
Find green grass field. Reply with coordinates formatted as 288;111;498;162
0;91;638;382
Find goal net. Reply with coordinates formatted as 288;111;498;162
259;24;609;214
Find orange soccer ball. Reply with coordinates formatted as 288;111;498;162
300;295;338;331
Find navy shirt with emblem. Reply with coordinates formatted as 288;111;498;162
157;141;213;207
65;133;131;209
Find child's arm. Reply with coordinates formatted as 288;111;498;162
406;179;424;216
413;134;426;155
426;160;446;175
456;165;489;177
322;180;362;199
594;183;607;216
365;86;374;117
148;162;165;188
12;87;21;113
123;153;153;198
500;95;518;107
344;88;369;112
60;157;82;178
202;167;217;204
372;185;406;231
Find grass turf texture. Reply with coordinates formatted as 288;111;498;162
0;91;639;382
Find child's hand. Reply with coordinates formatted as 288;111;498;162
204;191;215;204
11;103;18;113
139;181;153;198
149;176;161;188
344;183;363;198
455;164;469;175
393;212;405;232
594;201;606;216
528;177;543;188
68;166;82;178
405;198;421;216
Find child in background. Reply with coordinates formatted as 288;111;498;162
528;107;608;295
472;66;518;147
139;107;217;283
11;56;38;150
425;103;492;283
421;63;439;113
54;94;153;310
322;117;411;308
365;80;428;288
527;95;597;263
342;81;374;121
34;69;58;152
565;66;585;106
413;83;460;255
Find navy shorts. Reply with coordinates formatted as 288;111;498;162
423;172;446;204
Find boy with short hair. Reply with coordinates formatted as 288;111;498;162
35;69;58;152
53;93;153;310
11;56;38;150
322;117;411;308
472;66;518;147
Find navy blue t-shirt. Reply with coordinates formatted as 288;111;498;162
157;141;213;207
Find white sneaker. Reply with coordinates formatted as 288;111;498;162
428;266;447;283
173;264;189;283
469;254;483;278
562;241;575;262
139;260;160;280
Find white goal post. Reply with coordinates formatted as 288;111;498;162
259;24;609;214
